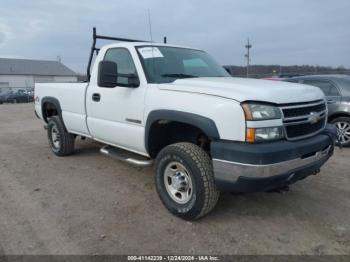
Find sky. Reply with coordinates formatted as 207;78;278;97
0;0;349;73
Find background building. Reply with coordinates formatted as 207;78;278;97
0;58;77;95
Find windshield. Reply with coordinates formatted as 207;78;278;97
136;46;230;83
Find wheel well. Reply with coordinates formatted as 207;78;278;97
147;120;210;158
328;113;350;123
42;102;59;123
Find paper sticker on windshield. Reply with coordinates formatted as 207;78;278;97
138;47;164;59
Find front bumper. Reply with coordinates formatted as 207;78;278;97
211;124;337;192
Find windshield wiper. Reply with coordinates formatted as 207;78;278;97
161;73;198;79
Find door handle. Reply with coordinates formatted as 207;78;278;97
327;99;336;104
92;93;101;102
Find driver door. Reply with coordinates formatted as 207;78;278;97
87;47;147;155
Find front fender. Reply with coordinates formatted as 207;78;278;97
145;110;220;154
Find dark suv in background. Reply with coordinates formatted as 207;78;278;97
286;75;350;146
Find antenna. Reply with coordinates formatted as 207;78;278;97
147;9;156;75
147;9;153;42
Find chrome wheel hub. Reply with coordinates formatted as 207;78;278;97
51;124;61;149
336;122;350;144
164;162;193;204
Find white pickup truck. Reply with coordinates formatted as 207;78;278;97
34;28;337;220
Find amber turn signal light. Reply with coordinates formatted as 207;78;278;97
246;128;256;143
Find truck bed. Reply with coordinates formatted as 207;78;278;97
35;82;90;136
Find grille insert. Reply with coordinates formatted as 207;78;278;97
285;117;326;139
280;101;326;140
283;103;326;118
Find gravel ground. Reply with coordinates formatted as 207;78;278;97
0;103;349;255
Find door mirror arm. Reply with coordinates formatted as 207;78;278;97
126;73;140;88
116;73;140;88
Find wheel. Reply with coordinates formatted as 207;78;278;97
331;117;350;147
47;116;75;156
155;142;219;220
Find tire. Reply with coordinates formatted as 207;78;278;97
155;142;220;220
47;116;75;156
331;117;350;147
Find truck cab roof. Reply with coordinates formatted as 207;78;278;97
100;41;202;51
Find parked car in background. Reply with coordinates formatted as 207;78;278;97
286;75;350;146
0;90;12;104
0;94;5;104
0;89;34;104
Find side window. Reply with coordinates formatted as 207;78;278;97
303;80;340;96
104;48;137;86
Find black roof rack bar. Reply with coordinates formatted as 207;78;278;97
86;27;97;81
86;27;150;81
95;34;149;43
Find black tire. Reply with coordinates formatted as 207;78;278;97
155;142;219;220
47;116;75;156
331;117;350;147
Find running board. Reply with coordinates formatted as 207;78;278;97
100;145;153;167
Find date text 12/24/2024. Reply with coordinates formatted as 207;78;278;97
127;255;220;261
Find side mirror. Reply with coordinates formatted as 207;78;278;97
127;74;140;88
98;61;118;87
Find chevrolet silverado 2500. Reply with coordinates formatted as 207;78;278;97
34;28;337;220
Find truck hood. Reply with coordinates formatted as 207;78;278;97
160;77;324;104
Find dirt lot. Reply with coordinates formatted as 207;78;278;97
0;103;349;255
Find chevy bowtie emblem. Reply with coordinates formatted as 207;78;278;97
308;112;321;124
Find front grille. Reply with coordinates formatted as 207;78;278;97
280;100;327;140
283;103;326;118
285;117;326;139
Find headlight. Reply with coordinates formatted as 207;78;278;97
242;103;281;120
246;127;284;143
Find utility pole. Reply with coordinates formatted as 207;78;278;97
244;38;252;78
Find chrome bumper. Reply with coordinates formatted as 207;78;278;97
213;145;331;184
